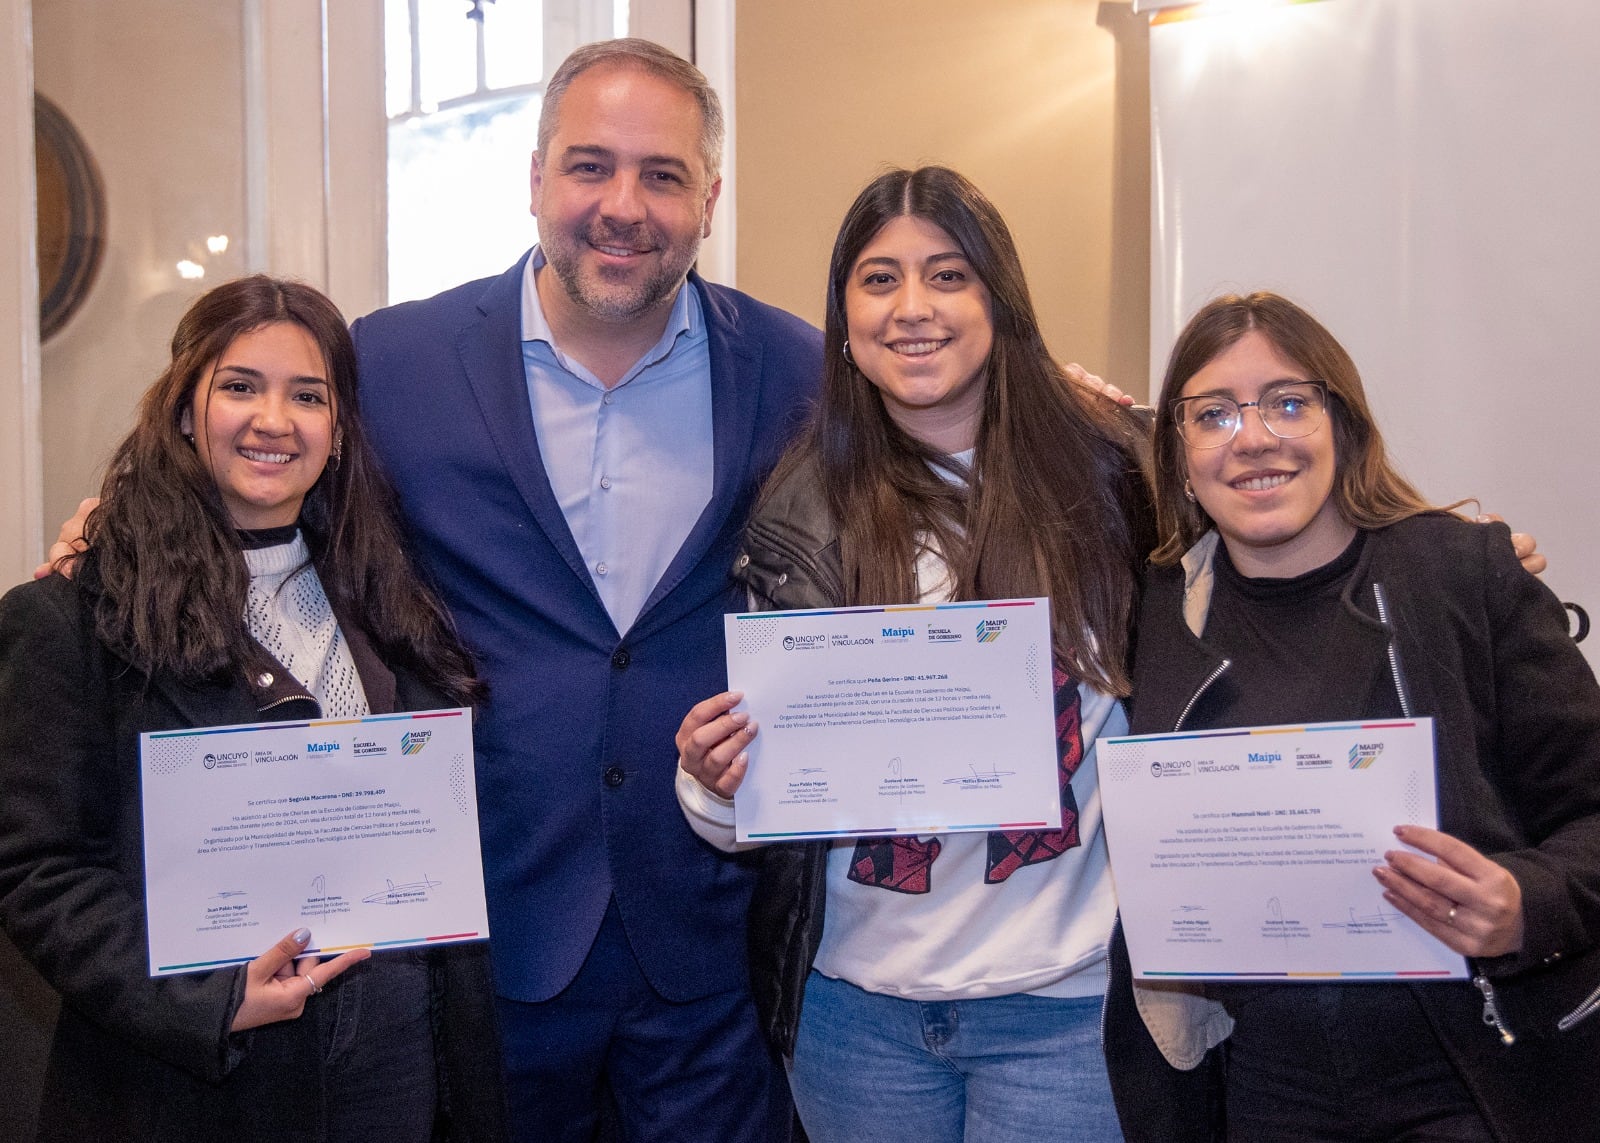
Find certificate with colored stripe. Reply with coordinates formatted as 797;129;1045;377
140;708;488;976
1098;718;1466;980
724;597;1058;841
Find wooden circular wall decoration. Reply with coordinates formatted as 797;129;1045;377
35;92;107;341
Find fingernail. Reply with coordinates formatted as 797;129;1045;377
1475;514;1491;523
292;927;311;944
730;711;749;725
734;752;748;768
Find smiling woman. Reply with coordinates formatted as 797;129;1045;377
0;277;504;1141
183;321;338;530
676;166;1155;1143
1107;291;1600;1143
843;214;994;454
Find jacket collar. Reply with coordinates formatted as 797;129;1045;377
147;595;396;728
455;257;764;637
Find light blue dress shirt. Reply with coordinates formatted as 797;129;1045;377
520;249;715;634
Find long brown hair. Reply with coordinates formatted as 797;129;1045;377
769;166;1151;695
78;275;481;704
1149;291;1447;566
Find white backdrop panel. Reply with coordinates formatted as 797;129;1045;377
1150;0;1599;667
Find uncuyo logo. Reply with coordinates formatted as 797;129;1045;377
781;633;828;651
401;730;433;755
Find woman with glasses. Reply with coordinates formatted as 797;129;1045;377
1104;292;1600;1142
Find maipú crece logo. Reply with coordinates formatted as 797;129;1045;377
1348;741;1384;770
975;618;1008;643
401;729;433;755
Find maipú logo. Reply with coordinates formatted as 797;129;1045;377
975;618;1008;643
401;730;433;755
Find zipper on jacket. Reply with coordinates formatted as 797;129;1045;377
1371;583;1414;718
1557;980;1600;1032
741;520;845;608
258;693;313;716
1174;660;1230;733
1473;971;1516;1045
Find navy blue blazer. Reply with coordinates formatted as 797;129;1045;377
351;255;821;1002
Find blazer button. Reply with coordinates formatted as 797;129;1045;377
256;671;274;688
735;553;750;569
602;766;625;788
611;648;631;669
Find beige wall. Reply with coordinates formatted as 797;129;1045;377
32;0;251;536
736;0;1151;394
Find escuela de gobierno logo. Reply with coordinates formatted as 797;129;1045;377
975;617;1008;643
782;633;828;652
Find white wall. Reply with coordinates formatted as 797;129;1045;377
1149;0;1600;667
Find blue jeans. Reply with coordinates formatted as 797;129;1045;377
789;971;1123;1143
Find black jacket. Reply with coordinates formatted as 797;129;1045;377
0;572;508;1142
731;458;842;1058
1105;516;1600;1143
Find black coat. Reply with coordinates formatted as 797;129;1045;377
1105;516;1600;1143
0;572;508;1142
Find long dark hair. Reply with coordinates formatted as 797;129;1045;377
770;166;1151;695
78;275;481;705
1149;292;1446;566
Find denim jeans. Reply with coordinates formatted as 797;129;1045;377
788;971;1123;1143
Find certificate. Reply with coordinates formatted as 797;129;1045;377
140;708;489;976
1098;718;1466;980
724;598;1059;841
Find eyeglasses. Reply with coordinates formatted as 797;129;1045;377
1171;381;1329;449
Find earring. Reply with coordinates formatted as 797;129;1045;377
1183;479;1197;503
330;432;344;471
842;340;855;366
183;432;195;445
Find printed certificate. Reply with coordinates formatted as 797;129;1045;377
724;598;1059;841
141;708;488;976
1098;718;1466;980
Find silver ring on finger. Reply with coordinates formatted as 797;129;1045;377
1447;905;1458;925
303;973;323;996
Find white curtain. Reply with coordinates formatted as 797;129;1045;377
1149;0;1600;666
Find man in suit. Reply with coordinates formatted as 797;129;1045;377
350;39;820;1143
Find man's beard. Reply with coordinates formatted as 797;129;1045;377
543;221;700;321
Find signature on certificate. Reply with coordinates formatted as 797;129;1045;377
941;763;1016;787
210;890;248;900
789;767;827;777
362;874;444;905
1320;904;1401;932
